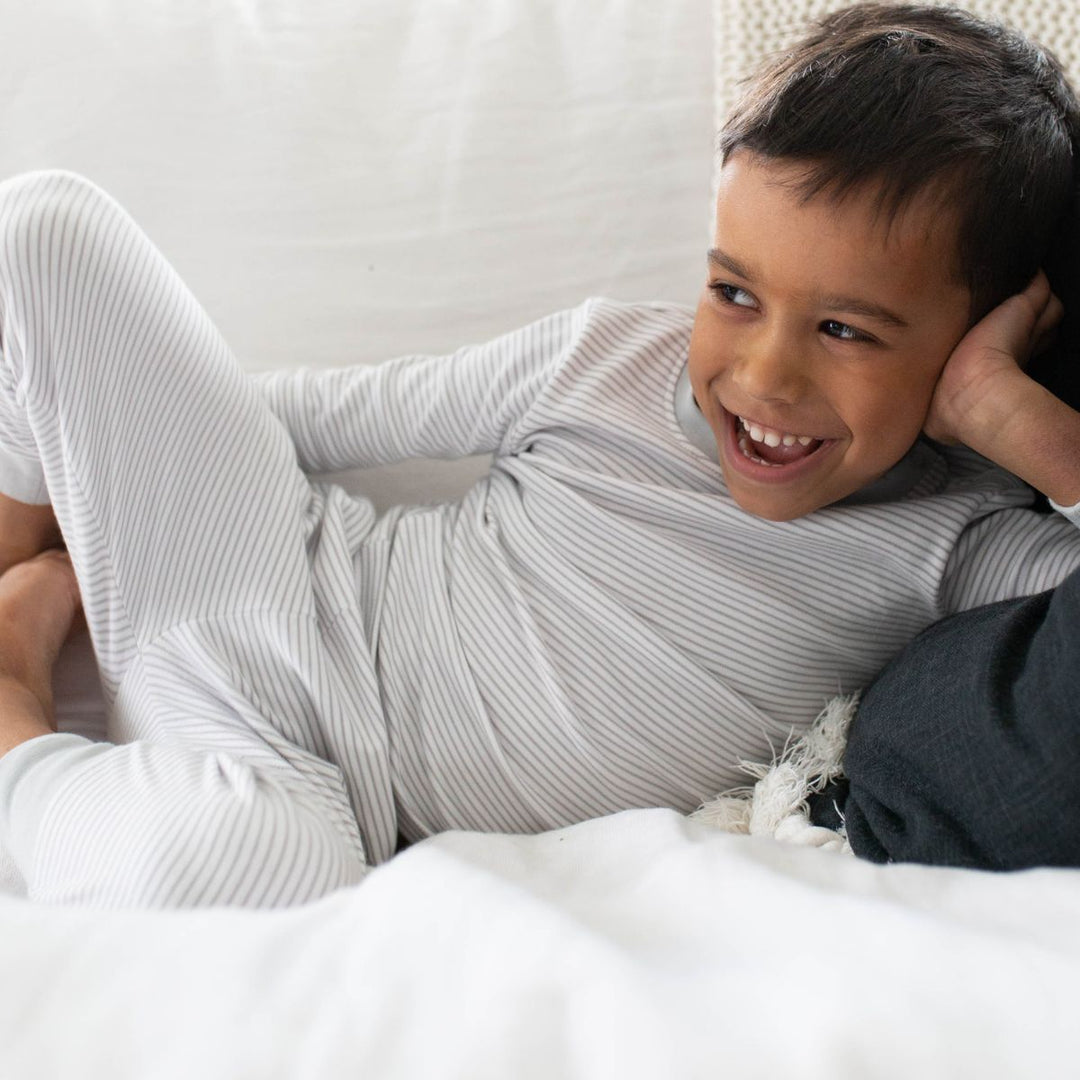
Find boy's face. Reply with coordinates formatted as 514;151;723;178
688;152;972;521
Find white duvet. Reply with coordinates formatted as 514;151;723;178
3;808;1076;1079
0;3;1076;1076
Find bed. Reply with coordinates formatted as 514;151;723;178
1;0;1078;1075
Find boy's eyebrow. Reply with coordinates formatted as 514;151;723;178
707;247;755;281
707;247;910;330
815;292;910;330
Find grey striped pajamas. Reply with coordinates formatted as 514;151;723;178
1;170;1078;907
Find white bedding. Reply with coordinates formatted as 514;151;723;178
2;2;1080;1075
4;810;1077;1078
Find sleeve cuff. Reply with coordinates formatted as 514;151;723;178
1049;496;1080;528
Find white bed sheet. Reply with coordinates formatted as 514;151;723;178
3;808;1076;1078
1;4;1078;1074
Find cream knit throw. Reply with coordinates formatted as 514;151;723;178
713;0;1080;173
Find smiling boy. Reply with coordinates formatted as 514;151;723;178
693;2;1080;527
691;152;976;522
0;3;1078;906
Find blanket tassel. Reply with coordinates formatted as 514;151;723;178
691;693;859;854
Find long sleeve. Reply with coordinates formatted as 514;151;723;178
251;305;586;474
940;503;1080;615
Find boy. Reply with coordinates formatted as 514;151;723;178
0;3;1077;906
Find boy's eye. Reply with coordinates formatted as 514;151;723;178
711;283;757;308
820;319;873;343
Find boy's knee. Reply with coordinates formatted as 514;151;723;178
0;170;122;274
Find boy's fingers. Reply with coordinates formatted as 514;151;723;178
980;271;1059;365
980;293;1041;361
1018;270;1050;322
1023;267;1052;303
1031;291;1064;359
1035;289;1065;333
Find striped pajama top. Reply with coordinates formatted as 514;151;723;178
6;296;1080;903
258;298;1080;841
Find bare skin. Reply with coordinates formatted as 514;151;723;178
0;497;82;758
0;497;63;577
924;270;1080;507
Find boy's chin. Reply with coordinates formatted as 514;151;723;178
726;481;848;522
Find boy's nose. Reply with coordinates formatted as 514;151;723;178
732;336;805;404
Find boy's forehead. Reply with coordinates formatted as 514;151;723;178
710;153;972;332
714;153;965;286
718;153;948;230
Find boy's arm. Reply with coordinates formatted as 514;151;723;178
940;505;1080;613
249;307;582;474
925;271;1080;508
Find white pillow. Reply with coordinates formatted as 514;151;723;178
0;0;715;371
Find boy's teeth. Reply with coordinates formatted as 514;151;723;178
736;431;777;466
738;416;817;446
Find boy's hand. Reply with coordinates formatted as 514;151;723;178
925;270;1080;507
924;270;1062;447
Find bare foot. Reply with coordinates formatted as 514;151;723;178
0;549;83;726
0;494;63;578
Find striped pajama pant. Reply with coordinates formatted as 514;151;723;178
0;171;392;906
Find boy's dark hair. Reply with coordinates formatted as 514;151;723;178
719;3;1080;398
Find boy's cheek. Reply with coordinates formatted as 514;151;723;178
687;313;729;392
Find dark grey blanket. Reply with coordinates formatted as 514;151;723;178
809;567;1080;871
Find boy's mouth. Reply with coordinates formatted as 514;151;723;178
722;411;837;482
735;415;824;466
734;412;825;464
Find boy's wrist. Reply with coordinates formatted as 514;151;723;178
964;375;1080;506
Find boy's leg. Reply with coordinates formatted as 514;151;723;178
0;497;62;574
0;550;81;757
0;170;391;905
838;570;1080;870
0;170;314;689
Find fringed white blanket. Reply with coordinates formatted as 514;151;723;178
692;693;858;853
